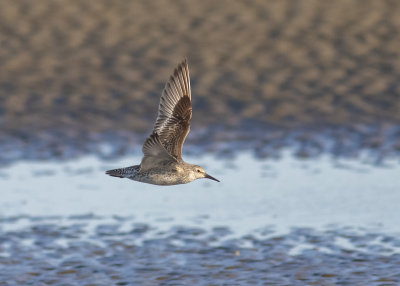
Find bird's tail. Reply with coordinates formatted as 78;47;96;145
106;165;140;178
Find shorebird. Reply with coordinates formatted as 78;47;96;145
106;59;220;185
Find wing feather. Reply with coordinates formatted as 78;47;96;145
152;59;192;159
140;133;176;171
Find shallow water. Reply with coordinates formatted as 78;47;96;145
1;152;400;284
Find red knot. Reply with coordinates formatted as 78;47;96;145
106;59;220;185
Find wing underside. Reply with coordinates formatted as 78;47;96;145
152;59;192;159
140;133;176;171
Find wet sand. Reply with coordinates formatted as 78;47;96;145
1;216;400;285
0;0;400;163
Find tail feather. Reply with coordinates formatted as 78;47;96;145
106;165;140;178
106;168;125;178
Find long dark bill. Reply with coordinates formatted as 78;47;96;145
205;173;220;182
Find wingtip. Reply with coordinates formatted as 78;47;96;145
174;59;188;76
179;57;189;70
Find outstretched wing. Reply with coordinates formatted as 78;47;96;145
140;133;176;171
152;59;192;159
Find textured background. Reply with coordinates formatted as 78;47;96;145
0;0;400;161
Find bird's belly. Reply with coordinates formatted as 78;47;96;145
131;171;186;186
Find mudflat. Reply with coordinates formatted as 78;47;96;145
0;0;399;162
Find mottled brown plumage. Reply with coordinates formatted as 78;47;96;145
154;59;192;159
106;59;219;185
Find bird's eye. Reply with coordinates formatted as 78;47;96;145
197;169;201;173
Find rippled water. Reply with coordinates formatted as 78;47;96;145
1;152;400;284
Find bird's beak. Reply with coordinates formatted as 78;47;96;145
205;173;220;182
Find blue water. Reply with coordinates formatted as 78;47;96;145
1;152;400;285
1;151;400;235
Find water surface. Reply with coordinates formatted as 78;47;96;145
1;152;399;284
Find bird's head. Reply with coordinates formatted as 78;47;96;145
190;165;220;182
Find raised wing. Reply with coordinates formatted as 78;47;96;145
153;59;192;159
140;133;176;171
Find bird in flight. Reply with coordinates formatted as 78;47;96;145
106;59;220;185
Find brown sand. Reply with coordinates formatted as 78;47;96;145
0;0;399;160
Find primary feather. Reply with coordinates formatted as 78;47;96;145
152;59;192;159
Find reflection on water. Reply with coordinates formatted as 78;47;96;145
1;152;400;284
